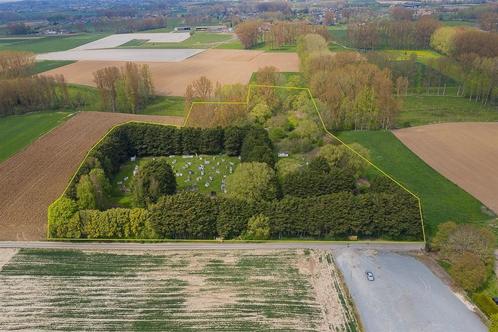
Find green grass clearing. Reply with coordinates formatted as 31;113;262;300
398;94;498;127
337;130;492;237
119;32;235;49
0;111;72;162
110;155;240;207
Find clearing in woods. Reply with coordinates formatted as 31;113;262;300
0;248;359;332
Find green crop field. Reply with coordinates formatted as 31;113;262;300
0;112;72;162
110;154;240;207
398;94;498;127
31;60;75;74
120;32;235;49
0;248;358;331
337;130;492;236
0;34;107;53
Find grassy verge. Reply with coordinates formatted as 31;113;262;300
380;49;441;64
337;130;491;237
0;111;72;162
398;94;498;127
0;33;108;53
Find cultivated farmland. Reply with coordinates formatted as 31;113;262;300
0;112;183;241
394;122;498;215
0;248;359;331
43;49;299;96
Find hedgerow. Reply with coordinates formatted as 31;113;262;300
51;122;422;241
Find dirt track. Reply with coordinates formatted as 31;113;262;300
393;122;498;214
0;112;183;241
44;49;299;96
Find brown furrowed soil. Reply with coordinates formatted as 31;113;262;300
393;122;498;214
44;49;299;96
0;112;183;241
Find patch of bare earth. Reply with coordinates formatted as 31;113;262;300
394;122;498;214
0;249;17;271
44;49;299;96
0;112;183;240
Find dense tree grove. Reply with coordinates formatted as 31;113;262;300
347;15;441;50
93;62;154;113
429;27;498;105
51;122;422;241
132;158;177;207
50;188;422;240
0;51;69;117
297;35;400;130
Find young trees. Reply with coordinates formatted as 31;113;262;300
75;168;111;210
225;162;278;202
93;62;154;113
235;20;262;49
0;51;35;79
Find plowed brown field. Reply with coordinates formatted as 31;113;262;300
0;112;183;241
44;49;299;96
393;122;498;214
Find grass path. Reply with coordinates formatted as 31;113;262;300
337;130;491;236
0;112;72;163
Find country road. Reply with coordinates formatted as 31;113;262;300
0;241;424;251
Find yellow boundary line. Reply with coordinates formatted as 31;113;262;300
49;84;426;243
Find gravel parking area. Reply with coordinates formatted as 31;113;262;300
334;249;486;332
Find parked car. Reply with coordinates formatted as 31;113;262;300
492;297;498;305
366;271;375;281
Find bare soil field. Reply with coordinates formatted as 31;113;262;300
43;49;299;96
0;112;183;241
394;122;498;214
0;248;358;331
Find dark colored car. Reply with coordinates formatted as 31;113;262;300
366;271;375;281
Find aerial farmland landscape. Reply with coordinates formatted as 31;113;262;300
0;0;497;331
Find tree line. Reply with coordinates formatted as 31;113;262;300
0;51;69;117
235;20;329;49
297;34;400;130
347;15;441;50
430;28;498;105
93;62;154;113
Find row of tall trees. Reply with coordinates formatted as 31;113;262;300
93;62;154;113
184;76;248;127
235;20;330;49
347;16;441;50
0;51;69;117
429;28;498;104
297;34;400;130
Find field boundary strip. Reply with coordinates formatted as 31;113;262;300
47;84;426;243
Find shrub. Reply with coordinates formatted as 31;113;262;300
48;197;80;238
132;157;176;207
473;293;498;317
243;214;271;240
319;143;370;178
281;168;355;198
76;167;110;210
216;198;256;239
449;252;488;292
226;162;278;202
149;192;218;239
83;208;130;239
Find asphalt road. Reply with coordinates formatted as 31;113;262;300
334;248;487;332
0;241;424;251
